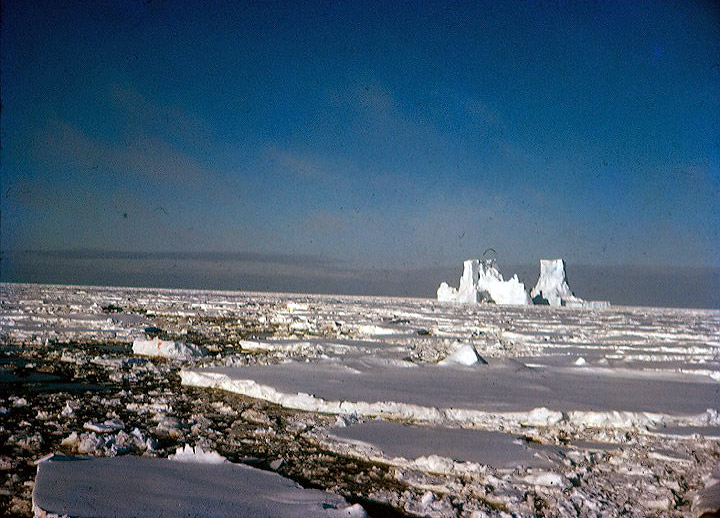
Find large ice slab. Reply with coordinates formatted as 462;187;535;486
181;359;719;429
32;454;366;518
328;420;557;469
437;259;531;305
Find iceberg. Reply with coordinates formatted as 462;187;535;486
531;259;610;308
530;259;578;307
437;259;531;305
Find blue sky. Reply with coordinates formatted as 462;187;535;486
2;1;719;298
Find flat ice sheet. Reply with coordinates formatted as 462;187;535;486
649;425;720;438
190;360;718;416
32;455;363;518
329;420;557;468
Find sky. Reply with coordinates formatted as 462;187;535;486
1;1;719;307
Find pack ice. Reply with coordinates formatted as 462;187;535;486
1;282;717;518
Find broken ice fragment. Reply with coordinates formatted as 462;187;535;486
83;419;124;433
520;470;569;488
132;336;206;360
169;444;227;464
438;343;487;366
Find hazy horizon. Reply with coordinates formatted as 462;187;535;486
3;249;718;309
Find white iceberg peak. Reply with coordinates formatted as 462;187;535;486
437;259;531;305
531;259;610;308
530;259;578;306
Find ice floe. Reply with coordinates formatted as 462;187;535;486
132;336;206;360
181;358;719;429
32;454;367;518
326;420;557;470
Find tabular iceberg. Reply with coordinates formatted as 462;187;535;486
531;259;609;308
437;259;532;305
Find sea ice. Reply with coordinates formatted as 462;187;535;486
519;470;569;488
132;336;206;360
181;358;718;429
83;419;124;433
438;343;487;366
3;282;717;517
169;444;227;464
32;454;367;518
327;420;556;469
693;466;720;516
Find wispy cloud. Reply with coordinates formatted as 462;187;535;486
108;83;213;147
264;148;329;180
33;118;216;185
464;98;508;132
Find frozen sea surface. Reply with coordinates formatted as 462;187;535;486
33;454;366;518
328;420;560;469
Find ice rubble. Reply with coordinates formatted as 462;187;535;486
32;454;367;518
132;336;206;360
531;258;609;308
3;283;718;517
169;444;228;464
693;465;720;517
437;259;532;305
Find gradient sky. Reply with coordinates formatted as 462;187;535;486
2;1;719;301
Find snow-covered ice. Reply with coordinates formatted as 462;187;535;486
181;357;718;428
132;336;206;360
32;454;367;518
438;343;487;366
326;420;557;469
